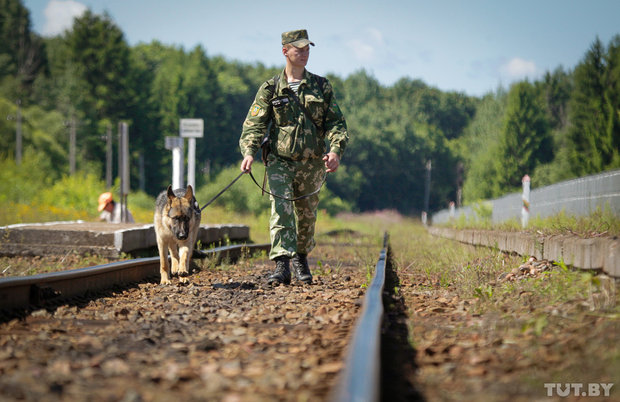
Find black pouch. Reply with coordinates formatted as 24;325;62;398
260;136;270;166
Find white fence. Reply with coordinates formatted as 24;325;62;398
432;169;620;225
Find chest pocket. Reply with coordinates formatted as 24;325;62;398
305;97;327;137
271;96;294;126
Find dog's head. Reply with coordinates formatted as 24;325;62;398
166;185;196;240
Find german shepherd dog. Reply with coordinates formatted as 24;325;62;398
154;185;201;284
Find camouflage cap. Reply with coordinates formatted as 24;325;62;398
281;29;315;48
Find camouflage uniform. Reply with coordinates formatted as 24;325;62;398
239;68;348;259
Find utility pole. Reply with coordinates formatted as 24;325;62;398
421;159;432;226
118;122;130;223
66;115;77;175
424;159;432;213
106;124;113;188
456;161;464;208
6;100;23;165
15;99;22;165
139;153;145;192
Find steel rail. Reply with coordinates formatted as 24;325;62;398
331;232;389;402
0;243;270;314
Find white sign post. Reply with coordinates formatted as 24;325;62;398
165;136;184;190
180;118;204;190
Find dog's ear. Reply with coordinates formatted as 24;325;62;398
166;185;175;201
184;185;194;201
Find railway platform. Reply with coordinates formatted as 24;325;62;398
0;221;250;258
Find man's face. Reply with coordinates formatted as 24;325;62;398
284;45;310;67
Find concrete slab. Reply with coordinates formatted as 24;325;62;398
428;227;619;278
0;221;250;258
543;235;568;262
562;237;607;270
604;239;620;277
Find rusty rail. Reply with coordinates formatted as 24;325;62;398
0;243;270;315
331;232;389;402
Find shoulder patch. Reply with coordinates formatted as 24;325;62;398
250;104;262;116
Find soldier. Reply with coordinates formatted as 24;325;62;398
239;29;349;285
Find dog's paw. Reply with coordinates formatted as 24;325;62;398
160;278;171;285
179;276;189;284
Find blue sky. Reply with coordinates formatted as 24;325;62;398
23;0;620;97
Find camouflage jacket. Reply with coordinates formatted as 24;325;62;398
239;69;349;161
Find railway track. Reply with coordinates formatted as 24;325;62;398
0;231;391;401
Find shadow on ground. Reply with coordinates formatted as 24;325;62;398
381;247;425;401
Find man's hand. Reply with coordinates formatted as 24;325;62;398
241;155;254;172
323;152;340;173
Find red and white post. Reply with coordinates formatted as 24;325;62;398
521;174;530;228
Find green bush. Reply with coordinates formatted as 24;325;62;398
0;152;56;204
36;171;104;213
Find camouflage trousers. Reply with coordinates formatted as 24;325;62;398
266;155;325;260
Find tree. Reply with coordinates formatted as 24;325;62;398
66;10;133;121
567;36;620;175
0;0;47;101
62;10;134;174
459;90;507;202
494;82;551;194
542;66;572;130
603;35;620;168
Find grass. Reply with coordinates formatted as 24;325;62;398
379;214;618;318
446;205;620;238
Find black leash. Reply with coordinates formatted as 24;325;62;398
199;169;327;212
247;170;327;202
199;171;246;212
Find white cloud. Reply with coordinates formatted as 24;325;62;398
500;57;538;80
367;28;385;46
348;39;376;62
346;27;386;63
42;0;87;36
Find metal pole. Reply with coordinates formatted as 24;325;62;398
165;137;184;191
69;116;76;175
456;161;464;208
106;124;113;188
172;145;184;190
187;137;196;189
139;153;145;192
424;159;432;213
15;100;22;165
118;122;123;222
118;122;130;223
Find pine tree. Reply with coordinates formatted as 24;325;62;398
494;81;551;194
567;36;620;175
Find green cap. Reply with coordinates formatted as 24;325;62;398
281;29;315;48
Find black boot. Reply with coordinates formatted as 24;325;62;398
292;253;312;284
268;256;291;285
